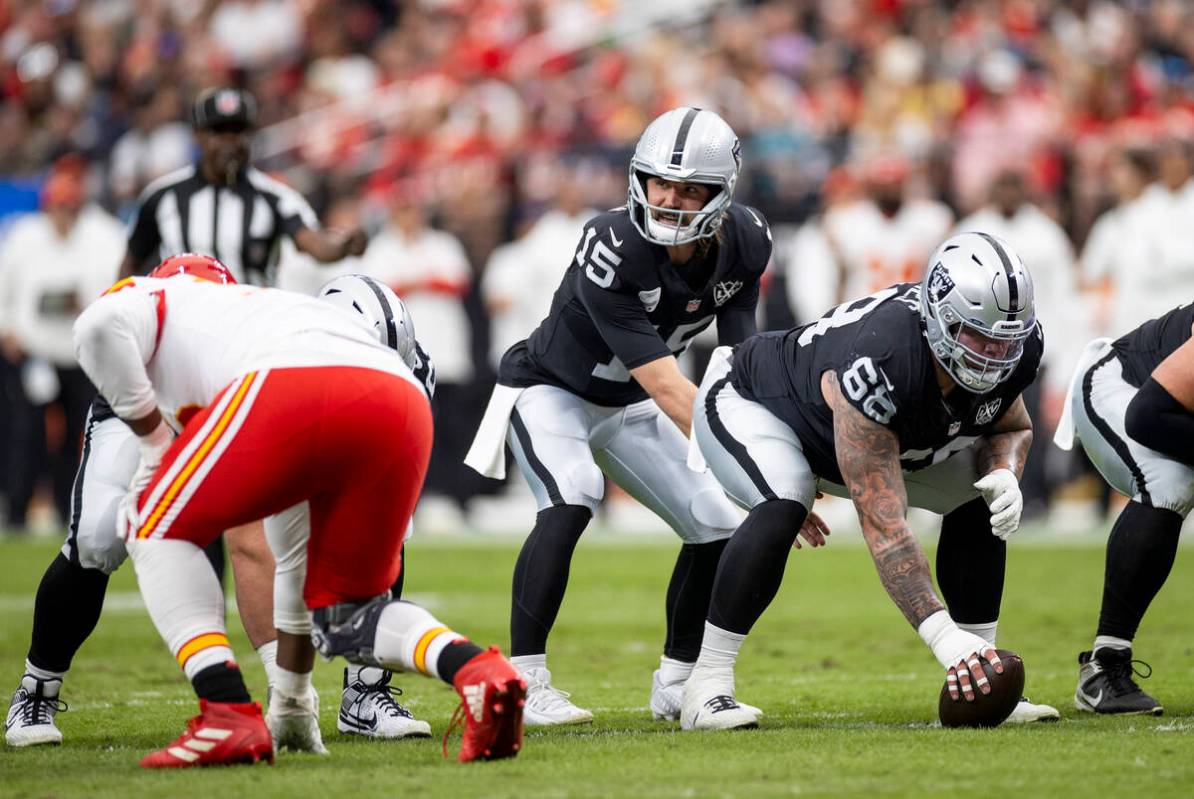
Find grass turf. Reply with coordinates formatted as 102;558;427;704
2;532;1194;798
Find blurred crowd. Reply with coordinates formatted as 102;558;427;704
3;0;1194;532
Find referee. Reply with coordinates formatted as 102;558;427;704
119;86;367;280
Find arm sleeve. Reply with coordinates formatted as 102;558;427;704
125;190;163;267
576;274;671;369
72;289;160;421
1125;377;1194;468
272;183;321;240
717;280;759;346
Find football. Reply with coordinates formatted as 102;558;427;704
938;649;1025;728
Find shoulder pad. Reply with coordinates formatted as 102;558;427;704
724;204;773;273
576;209;660;289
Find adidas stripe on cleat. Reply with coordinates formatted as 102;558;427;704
140;700;274;768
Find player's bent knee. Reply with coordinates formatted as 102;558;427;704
561;461;605;511
76;538;128;574
682;487;743;543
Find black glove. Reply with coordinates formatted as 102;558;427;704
410;340;436;400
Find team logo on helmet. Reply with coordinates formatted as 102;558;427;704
975;398;1002;425
731;139;742;170
926;261;955;302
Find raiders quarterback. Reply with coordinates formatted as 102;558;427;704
683;231;1059;729
465;107;813;726
1055;302;1194;715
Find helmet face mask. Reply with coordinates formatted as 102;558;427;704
627;107;741;247
920;232;1036;394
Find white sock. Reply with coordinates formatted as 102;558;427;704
346;664;387;685
510;654;547;676
371;600;463;680
1093;635;1132;654
256;640;278;688
24;659;65;683
127;538;235;680
957;621;998;646
274;665;313;699
658;655;693;685
695;622;746;672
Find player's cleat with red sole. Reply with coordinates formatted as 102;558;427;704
444;647;526;763
140;700;275;768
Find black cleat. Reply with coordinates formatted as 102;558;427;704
1075;648;1163;715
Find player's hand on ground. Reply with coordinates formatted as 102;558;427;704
794;510;830;549
973;468;1023;540
946;645;1003;702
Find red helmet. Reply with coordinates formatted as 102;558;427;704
148;253;237;284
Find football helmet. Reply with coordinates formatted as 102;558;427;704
920;232;1036;393
148;253;237;284
628;107;740;246
317;274;417;364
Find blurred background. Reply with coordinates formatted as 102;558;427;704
2;0;1193;537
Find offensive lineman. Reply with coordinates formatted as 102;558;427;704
1055;303;1194;715
684;232;1059;728
465;107;822;725
68;269;523;766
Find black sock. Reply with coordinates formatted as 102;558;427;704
510;505;592;656
391;544;406;600
435;639;486;685
936;498;1005;623
27;553;110;674
708;500;806;635
203;536;226;588
664;539;728;661
192;662;251;703
1097;500;1182;641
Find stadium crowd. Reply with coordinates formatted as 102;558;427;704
3;0;1194;531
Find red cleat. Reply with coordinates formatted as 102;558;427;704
445;647;526;763
140;700;274;768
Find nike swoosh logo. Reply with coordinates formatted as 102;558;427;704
745;208;764;228
609;228;623;247
1079;687;1103;706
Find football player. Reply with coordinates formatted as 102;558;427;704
684;232;1059;729
65;268;523;767
465;107;815;726
1055;302;1194;715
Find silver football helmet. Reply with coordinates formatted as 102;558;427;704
920;232;1036;393
317;274;417;366
628;107;741;246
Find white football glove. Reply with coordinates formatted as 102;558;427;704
917;610;994;671
973;468;1023;540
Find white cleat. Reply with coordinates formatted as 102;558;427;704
521;667;593;726
5;675;65;747
338;668;431;739
680;669;760;731
651;668;762;722
1004;697;1060;723
267;687;329;754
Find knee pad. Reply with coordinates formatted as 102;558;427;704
562;461;605;511
75;537;128;575
310;592;392;666
682;487;742;544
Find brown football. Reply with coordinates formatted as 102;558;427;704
937;648;1025;728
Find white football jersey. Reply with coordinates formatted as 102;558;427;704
73;276;420;431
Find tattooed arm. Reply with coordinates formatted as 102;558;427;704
975;395;1033;479
822;371;944;628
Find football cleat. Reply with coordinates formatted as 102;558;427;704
338;667;431;739
1075;648;1163;715
5;674;65;747
1004;696;1060;723
140;700;274;768
268;688;328;754
445;647;525;763
680;667;759;731
651;667;762;722
520;666;593;726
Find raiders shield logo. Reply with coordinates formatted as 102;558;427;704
975;398;1002;425
927;261;955;302
714;280;743;307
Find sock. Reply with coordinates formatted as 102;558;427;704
127;538;233;680
1097;501;1182;641
695;622;747;673
24;658;64;683
274;665;313;699
664;539;728;662
346;664;388;686
391;544;406;599
435;640;486;684
27;553;110;674
192;661;251;704
256;640;278;687
371;600;465;682
707;500;807;634
957;621;998;646
658;655;693;686
1093;635;1132;654
510;654;547;676
937;498;1006;623
510;505;591;656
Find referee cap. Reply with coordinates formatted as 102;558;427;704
192;87;257;133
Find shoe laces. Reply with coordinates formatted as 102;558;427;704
1104;656;1153;696
442;702;466;760
527;682;576;714
15;688;67;726
357;676;414;720
703;695;740;714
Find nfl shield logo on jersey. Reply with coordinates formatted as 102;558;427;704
975;398;1002;425
714;281;743;307
686;299;702;313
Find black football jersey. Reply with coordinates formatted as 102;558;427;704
498;203;772;406
730;282;1044;484
1112;303;1194;388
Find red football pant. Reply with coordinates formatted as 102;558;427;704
129;366;432;608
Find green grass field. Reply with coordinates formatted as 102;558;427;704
2;531;1194;798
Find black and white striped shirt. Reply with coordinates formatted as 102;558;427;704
125;164;319;284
